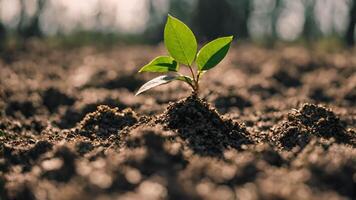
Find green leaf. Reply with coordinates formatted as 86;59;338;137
196;36;233;71
136;75;179;95
164;15;197;66
139;56;179;73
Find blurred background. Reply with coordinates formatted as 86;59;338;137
0;0;355;49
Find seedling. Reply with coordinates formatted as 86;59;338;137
136;14;233;96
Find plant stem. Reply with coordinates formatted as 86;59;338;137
196;71;201;93
187;65;196;81
187;65;199;94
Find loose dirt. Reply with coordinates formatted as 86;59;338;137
0;44;355;200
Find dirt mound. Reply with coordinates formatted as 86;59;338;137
298;104;347;134
273;103;354;149
159;95;251;157
78;105;138;139
57;97;129;129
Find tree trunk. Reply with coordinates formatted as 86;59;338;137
18;0;46;39
0;22;6;51
0;0;6;51
302;0;319;41
346;0;356;46
193;0;250;41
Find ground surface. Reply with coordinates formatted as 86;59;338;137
0;43;355;200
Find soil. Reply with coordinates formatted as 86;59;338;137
0;44;355;200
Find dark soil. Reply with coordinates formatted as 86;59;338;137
0;44;355;200
158;95;251;157
272;103;355;150
78;105;138;139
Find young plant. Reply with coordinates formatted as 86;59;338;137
136;14;233;96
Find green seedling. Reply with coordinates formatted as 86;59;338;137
136;14;233;96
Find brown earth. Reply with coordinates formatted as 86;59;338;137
0;43;355;200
